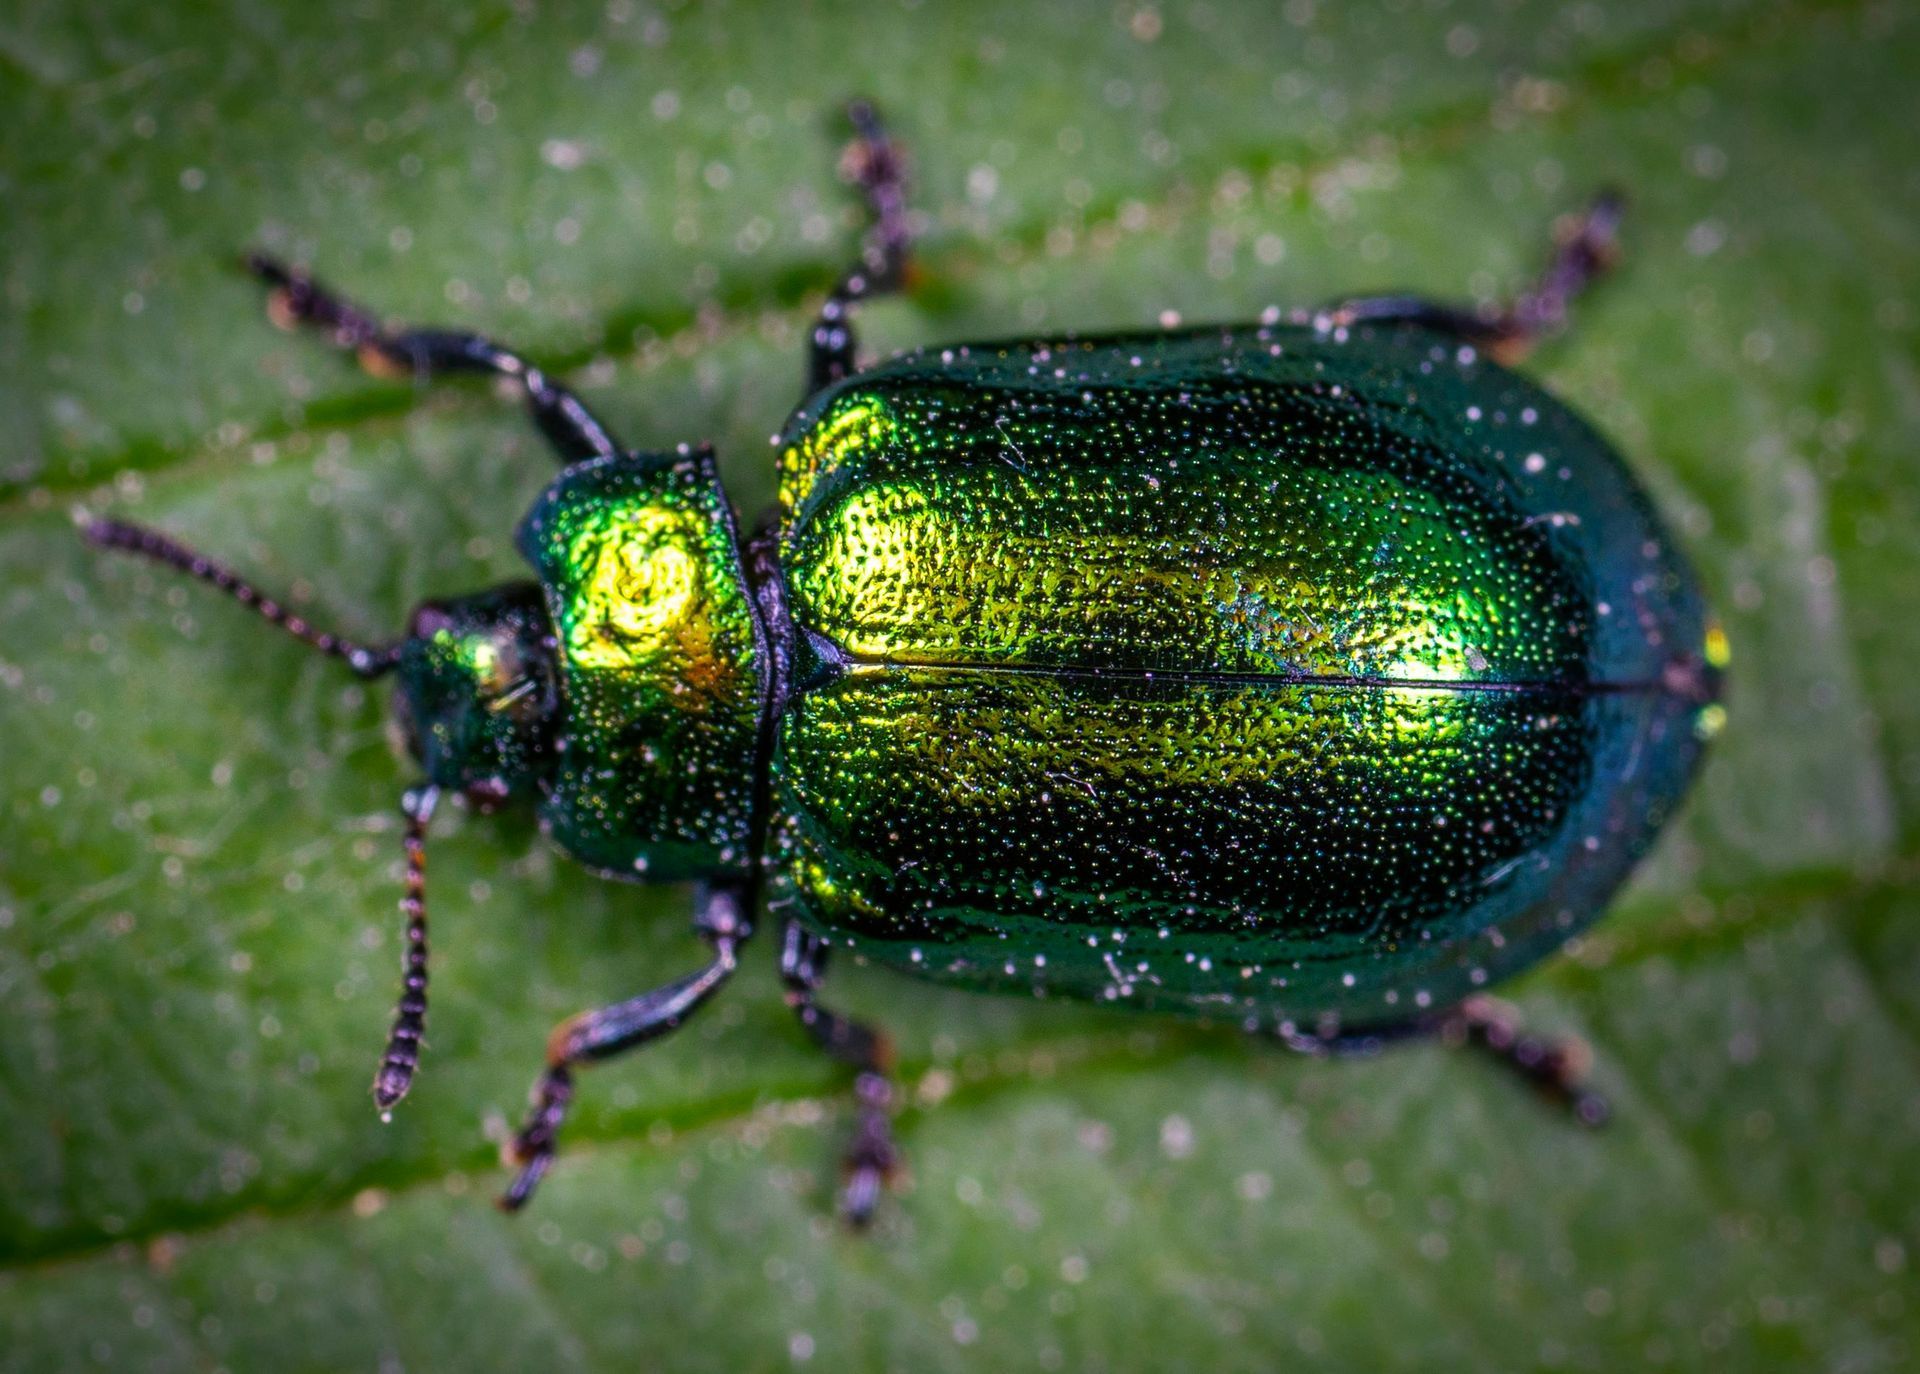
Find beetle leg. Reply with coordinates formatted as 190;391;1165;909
808;99;915;394
1317;190;1625;365
243;254;623;465
498;883;752;1211
778;919;901;1228
1279;998;1608;1127
1437;995;1610;1127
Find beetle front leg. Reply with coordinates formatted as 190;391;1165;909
1318;191;1624;364
807;99;916;394
778;920;901;1227
498;883;752;1211
245;256;624;465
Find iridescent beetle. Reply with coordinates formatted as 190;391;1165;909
84;104;1724;1221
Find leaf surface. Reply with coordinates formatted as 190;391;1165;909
3;1;1916;1370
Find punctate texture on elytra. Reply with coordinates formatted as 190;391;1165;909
759;325;1720;1030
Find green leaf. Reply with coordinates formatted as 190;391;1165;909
4;1;1917;1370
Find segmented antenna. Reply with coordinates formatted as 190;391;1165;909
374;785;440;1114
80;514;401;678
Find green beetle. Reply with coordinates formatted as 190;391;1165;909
84;104;1723;1222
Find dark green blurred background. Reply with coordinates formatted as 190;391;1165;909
2;1;1916;1370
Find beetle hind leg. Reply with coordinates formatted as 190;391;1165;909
498;883;751;1211
244;254;623;465
1318;190;1624;365
778;919;901;1228
1279;997;1608;1127
807;99;916;393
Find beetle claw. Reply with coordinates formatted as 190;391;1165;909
498;1147;552;1213
497;1064;572;1212
1572;1089;1612;1130
838;1145;900;1230
839;1166;886;1230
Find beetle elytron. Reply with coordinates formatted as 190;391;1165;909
84;104;1724;1221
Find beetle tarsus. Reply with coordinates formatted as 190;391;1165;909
1317;189;1627;364
1441;995;1610;1128
498;1150;552;1213
839;1069;902;1229
245;253;386;350
499;1064;572;1211
779;919;902;1228
810;99;917;392
840;99;910;267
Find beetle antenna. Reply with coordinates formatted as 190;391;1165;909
374;785;440;1115
78;513;401;678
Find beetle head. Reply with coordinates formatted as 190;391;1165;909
392;582;558;810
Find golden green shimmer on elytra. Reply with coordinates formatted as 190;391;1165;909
779;372;1591;686
761;325;1718;1029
